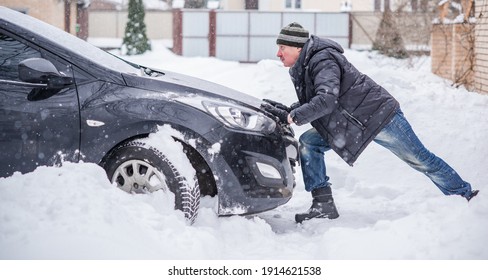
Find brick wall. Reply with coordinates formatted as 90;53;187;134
0;0;78;35
474;0;488;94
431;1;488;95
431;25;453;80
431;23;475;88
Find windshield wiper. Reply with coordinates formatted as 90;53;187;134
141;66;165;77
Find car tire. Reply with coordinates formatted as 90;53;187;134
103;140;200;224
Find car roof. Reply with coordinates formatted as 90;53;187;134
0;6;138;75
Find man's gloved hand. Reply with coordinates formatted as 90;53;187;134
261;103;289;124
290;101;300;111
262;99;291;112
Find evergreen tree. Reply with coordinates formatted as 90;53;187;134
122;0;151;55
184;0;206;8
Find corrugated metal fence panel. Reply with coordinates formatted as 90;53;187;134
248;12;282;61
316;13;350;47
182;11;209;57
282;13;316;34
216;12;249;61
181;11;350;62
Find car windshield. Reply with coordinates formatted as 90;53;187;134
1;7;139;75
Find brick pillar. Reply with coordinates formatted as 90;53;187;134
431;24;452;80
76;5;89;40
172;9;183;55
209;9;217;57
348;13;352;49
431;23;474;88
65;0;71;33
452;24;475;86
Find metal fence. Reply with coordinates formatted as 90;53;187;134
174;9;350;62
88;10;433;61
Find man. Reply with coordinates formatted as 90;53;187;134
261;22;479;223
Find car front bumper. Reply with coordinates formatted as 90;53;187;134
204;125;299;216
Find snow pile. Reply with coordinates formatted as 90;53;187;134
1;40;487;260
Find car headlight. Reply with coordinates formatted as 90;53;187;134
203;101;276;133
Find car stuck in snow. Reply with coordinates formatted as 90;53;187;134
0;6;298;223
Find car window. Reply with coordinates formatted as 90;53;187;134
1;7;139;75
0;31;81;178
0;31;85;86
0;33;41;81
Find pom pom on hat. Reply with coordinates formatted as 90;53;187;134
276;22;309;48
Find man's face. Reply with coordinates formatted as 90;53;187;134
276;44;301;67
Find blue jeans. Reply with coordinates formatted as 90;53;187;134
299;109;473;198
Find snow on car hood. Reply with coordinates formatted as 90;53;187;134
122;69;263;109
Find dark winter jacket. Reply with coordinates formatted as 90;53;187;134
289;35;400;165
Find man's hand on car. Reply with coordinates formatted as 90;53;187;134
262;99;292;112
261;103;289;124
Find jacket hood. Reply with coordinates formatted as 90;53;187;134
309;35;344;53
302;35;344;65
290;35;345;81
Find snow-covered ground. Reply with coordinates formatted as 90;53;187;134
1;40;487;270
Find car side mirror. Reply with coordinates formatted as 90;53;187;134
18;58;73;88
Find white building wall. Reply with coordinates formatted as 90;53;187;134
220;0;245;10
254;0;374;12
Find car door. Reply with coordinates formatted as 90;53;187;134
0;31;80;177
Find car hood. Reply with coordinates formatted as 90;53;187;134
122;69;263;109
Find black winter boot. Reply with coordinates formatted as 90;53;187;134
466;190;479;202
295;185;339;223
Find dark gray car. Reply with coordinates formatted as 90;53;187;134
0;7;298;223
